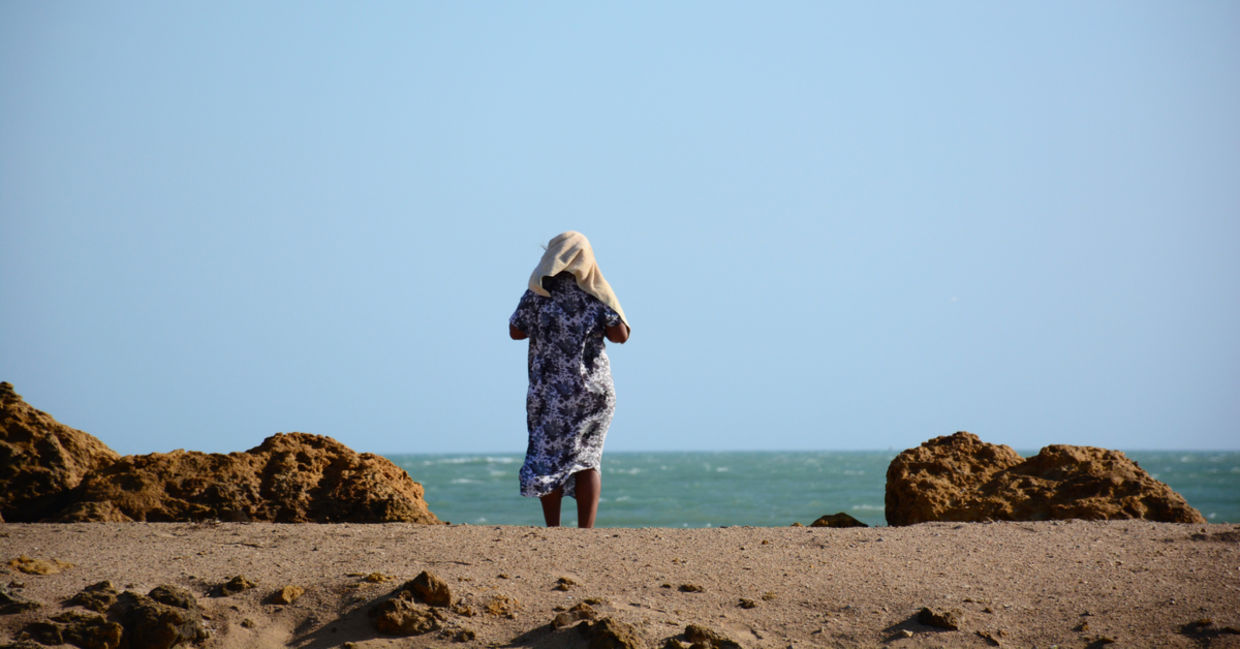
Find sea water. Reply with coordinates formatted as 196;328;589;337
387;451;1240;528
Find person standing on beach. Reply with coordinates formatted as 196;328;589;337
509;231;630;528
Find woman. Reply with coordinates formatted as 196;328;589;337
509;231;630;528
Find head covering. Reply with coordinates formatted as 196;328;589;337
529;231;628;326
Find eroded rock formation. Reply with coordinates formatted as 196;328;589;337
0;382;119;521
0;382;440;524
885;431;1205;526
68;432;442;523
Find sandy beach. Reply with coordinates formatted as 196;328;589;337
2;520;1238;648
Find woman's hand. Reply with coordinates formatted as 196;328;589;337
509;324;529;340
605;322;630;344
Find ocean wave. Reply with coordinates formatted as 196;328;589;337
850;504;884;511
420;456;519;466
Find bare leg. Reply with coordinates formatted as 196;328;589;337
574;469;600;528
540;487;563;527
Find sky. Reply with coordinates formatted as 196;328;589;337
2;3;1237;455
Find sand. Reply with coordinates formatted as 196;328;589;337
2;520;1238;648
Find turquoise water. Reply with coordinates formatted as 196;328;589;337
388;450;1240;528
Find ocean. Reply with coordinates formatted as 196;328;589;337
388;450;1240;528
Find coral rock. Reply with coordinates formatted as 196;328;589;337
68;432;442;523
0;383;119;521
885;432;1205;525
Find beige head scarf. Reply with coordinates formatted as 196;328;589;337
529;231;629;327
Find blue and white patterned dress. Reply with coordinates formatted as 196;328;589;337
510;272;623;498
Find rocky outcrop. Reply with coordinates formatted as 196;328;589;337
809;512;868;528
0;382;441;523
886;432;1206;526
68;432;442;523
0;382;119;521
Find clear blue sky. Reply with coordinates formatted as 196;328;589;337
3;3;1237;455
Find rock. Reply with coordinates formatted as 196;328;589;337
885;432;1024;526
552;602;597;629
268;585;304;605
67;581;119;612
110;589;209;649
369;596;441;636
0;584;40;615
7;556;72;575
65;432;442;523
19;620;63;645
579;617;646;649
0;383;120;522
917;606;961;630
409;570;451;607
737;598;757;609
684;624;741;649
55;500;133;523
809;512;868;528
147;585;199;612
214;575;256;596
484;595;519;618
678;584;704;593
885;432;1206;525
52;610;124;649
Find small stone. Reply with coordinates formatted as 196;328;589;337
761;591;777;601
217;575;256;596
738;598;757;609
241;618;256;629
685;623;741;649
917;606;961;630
580;617;645;649
363;572;393;583
270;585;304;605
899;629;915;638
409;571;451;607
554;576;577;591
551;602;597;629
369;597;440;636
678;584;704;593
484;595;519;618
809;512;869;528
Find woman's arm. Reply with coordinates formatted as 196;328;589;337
509;324;529;340
605;321;630;344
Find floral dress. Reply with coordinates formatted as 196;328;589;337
510;272;623;498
